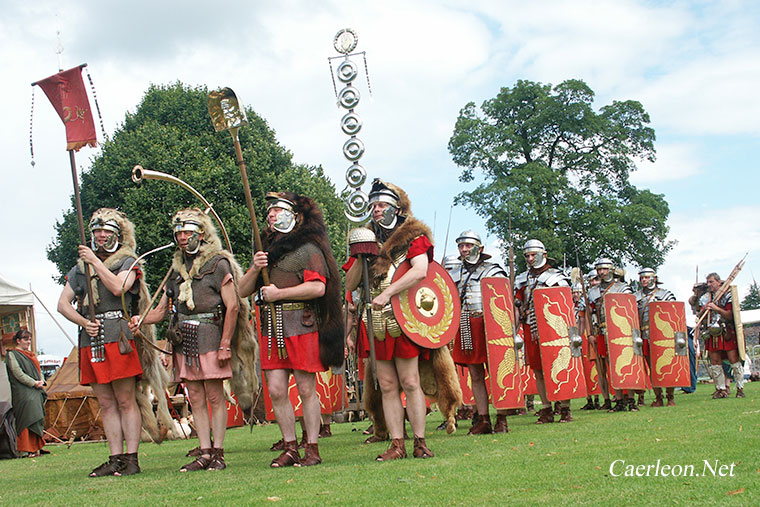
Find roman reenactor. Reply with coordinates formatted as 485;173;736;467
239;193;344;467
514;239;573;424
134;208;256;471
635;268;676;406
587;257;634;412
58;208;169;476
345;179;438;461
447;230;510;434
691;272;745;398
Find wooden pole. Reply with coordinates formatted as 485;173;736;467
69;150;96;323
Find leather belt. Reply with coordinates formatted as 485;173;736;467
280;302;309;311
95;310;124;320
179;312;218;325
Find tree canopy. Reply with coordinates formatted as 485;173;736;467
448;79;673;271
741;283;760;311
48;82;346;292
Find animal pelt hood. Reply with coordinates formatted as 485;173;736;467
170;207;259;410
90;207;137;252
364;181;433;282
369;179;411;218
261;192;344;368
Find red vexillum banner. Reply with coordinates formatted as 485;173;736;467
33;65;97;152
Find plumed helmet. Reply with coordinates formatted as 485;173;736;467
523;239;547;269
89;208;135;254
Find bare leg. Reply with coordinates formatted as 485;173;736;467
468;363;490;416
110;377;141;454
534;370;551;408
375;359;405;440
185;380;212;454
204;380;227;449
395;356;426;438
91;383;124;456
266;369;297;442
293;370;320;444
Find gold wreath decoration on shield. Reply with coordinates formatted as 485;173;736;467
399;272;454;344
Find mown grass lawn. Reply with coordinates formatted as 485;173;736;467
2;383;758;506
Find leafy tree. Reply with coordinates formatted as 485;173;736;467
448;79;673;272
48;82;346;293
741;283;760;311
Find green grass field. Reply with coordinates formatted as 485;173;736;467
2;383;758;506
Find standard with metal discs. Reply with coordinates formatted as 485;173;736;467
343;137;365;161
341;112;362;135
346;189;369;214
346;163;367;186
337;60;358;83
333;28;358;54
338;86;360;109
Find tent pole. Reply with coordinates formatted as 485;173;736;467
31;289;76;347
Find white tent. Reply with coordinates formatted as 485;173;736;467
0;273;36;354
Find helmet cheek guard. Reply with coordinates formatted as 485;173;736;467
272;208;297;233
184;231;202;255
373;204;398;229
463;243;482;264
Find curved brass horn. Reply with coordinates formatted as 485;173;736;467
131;165;233;253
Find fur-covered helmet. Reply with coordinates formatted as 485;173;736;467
368;179;412;229
89;208;135;254
171;208;221;255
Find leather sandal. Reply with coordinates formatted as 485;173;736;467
270;439;285;451
298;433;307;449
412;437;434;459
666;394;676;406
650;395;664;407
598;399;612;411
180;449;213;472
114;452;140;476
207;448;226;471
559;406;573;423
363;424;374;435
364;434;389;444
319;424;332;438
580;399;595;410
493;415;509;433
271;440;300;468
536;407;554;424
376;438;406;461
187;441;213;457
468;415;492;435
89;455;123;477
627;398;639;412
297;443;322;467
736;388;745;398
609;400;627;412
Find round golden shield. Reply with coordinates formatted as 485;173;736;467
391;260;460;349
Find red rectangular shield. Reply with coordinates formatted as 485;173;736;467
604;293;647;390
519;356;538;398
481;277;523;409
649;301;690;388
533;287;587;401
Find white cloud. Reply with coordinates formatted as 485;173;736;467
631;142;703;183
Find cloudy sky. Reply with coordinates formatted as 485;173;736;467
1;0;758;357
